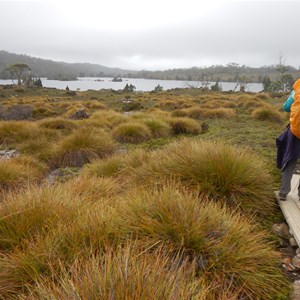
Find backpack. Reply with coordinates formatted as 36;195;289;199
289;79;300;139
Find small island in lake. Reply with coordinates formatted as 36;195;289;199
112;76;122;82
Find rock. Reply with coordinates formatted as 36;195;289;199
290;237;298;247
282;257;296;271
69;109;89;120
0;149;19;160
292;254;300;269
282;257;292;265
272;223;291;239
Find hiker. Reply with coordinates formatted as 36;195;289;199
276;78;300;200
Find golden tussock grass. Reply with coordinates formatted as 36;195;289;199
51;128;117;168
38;117;78;132
129;138;275;218
0;183;290;299
200;99;237;109
0;155;47;194
172;107;236;120
84;100;107;110
0;88;292;299
0;121;39;145
141;118;171;138
252;106;284;123
33;107;57;119
21;243;205;300
256;93;271;100
89;110;127;129
82;155;126;178
237;97;265;110
112;122;151;144
113;185;290;299
154;98;194;111
63;175;123;203
82;148;151;180
201;107;236;119
0;184;85;251
146;108;171;117
17;132;59;163
166;117;201;135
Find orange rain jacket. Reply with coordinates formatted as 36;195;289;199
289;78;300;139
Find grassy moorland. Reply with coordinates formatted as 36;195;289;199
0;85;292;299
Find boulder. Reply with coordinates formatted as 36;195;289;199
272;223;291;239
69;109;89;120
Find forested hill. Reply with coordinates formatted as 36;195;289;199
0;50;135;80
130;64;300;83
1;50;300;83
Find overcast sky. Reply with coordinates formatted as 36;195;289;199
0;0;299;70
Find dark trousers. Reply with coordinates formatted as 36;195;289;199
279;159;300;197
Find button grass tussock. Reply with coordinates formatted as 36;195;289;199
0;86;293;298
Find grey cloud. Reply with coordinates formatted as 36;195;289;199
0;1;299;70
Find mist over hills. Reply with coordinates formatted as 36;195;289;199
1;50;299;83
0;50;135;80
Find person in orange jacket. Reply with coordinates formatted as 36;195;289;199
276;78;300;200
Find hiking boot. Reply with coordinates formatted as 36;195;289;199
275;191;287;201
279;195;287;201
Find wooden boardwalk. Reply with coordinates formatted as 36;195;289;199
276;174;300;247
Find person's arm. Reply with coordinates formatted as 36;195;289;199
283;91;295;112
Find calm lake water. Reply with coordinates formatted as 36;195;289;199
0;77;263;93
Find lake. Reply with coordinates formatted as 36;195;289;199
0;77;263;93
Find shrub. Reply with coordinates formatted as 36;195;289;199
82;155;125;178
33;107;56;118
115;186;290;299
18;135;57;162
252;107;284;123
0;121;38;145
130;139;275;218
146;108;170;118
38;117;78;132
170;109;188;118
155;99;193;110
200;99;236;109
202;108;236;119
51;129;117;168
0;183;88;251
0;155;47;193
84;101;107;110
112;122;151;144
237;98;265;110
122;101;142;111
0;184;107;298
142;118;171;138
63;175;123;203
184;107;206;119
256;93;271;100
0;250;49;299
90;110;127;129
0;105;33;120
83;149;151;180
167;117;201;135
123;148;151;170
23;243;204;300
